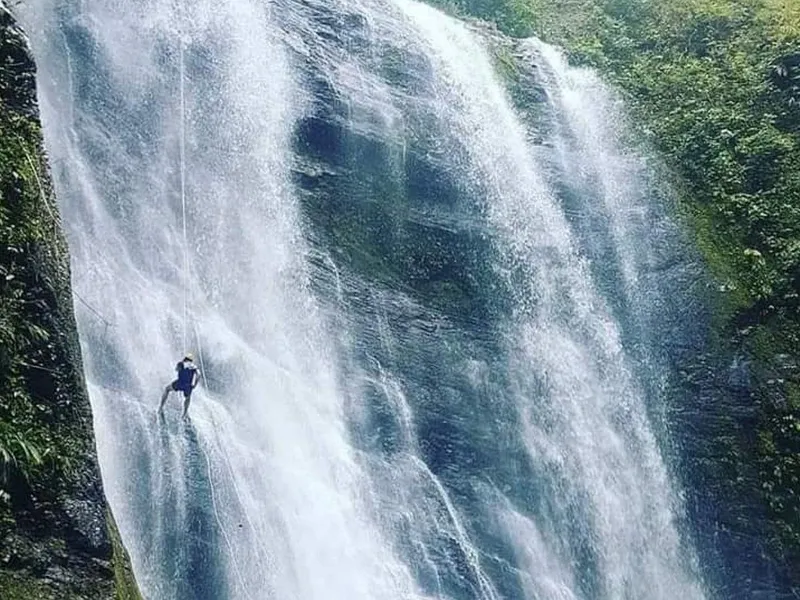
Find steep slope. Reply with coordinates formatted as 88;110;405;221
0;6;140;599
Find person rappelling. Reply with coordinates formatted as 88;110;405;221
159;353;200;418
159;34;201;423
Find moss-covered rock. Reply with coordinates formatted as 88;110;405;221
1;6;142;599
107;509;142;600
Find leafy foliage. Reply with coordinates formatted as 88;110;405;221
0;101;85;507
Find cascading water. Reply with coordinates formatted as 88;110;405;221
19;0;710;598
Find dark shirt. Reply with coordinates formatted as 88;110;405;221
176;361;197;389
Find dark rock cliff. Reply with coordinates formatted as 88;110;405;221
0;7;141;599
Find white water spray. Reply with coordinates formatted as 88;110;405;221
19;0;708;598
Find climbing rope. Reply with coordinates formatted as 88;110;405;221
178;16;189;354
177;7;210;393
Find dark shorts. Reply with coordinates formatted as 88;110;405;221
171;380;193;399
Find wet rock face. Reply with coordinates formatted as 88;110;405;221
1;6;138;599
285;0;550;329
280;4;792;597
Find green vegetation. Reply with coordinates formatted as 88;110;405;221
434;0;800;576
0;90;91;522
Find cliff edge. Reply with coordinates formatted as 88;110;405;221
1;6;141;599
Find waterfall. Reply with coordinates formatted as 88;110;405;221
19;0;707;598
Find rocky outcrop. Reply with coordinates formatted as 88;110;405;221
0;7;141;599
